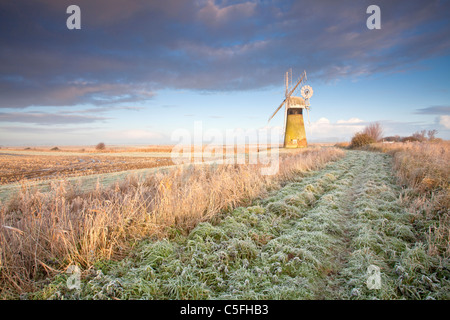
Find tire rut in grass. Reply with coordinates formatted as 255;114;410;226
326;151;406;299
325;151;449;300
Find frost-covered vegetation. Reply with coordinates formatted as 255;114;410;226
369;141;449;259
0;147;344;297
34;151;449;300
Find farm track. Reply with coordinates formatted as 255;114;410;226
40;151;449;300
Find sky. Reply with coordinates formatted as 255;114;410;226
0;0;449;146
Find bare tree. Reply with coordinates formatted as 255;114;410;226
412;130;427;142
427;129;438;141
363;122;384;142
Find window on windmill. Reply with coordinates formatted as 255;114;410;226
288;108;302;115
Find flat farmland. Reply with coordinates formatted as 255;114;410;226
0;147;176;203
0;145;288;202
0;144;298;186
0;151;173;185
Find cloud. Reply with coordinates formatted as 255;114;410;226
336;118;364;124
414;106;450;115
0;80;155;109
1;0;449;109
0;125;98;134
309;117;366;140
0;124;104;146
69;106;145;114
0;125;166;145
0;112;110;125
307;117;449;141
197;0;257;26
439;115;450;129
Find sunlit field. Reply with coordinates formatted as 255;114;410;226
0;140;448;299
0;144;345;297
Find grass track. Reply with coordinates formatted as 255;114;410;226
36;150;450;300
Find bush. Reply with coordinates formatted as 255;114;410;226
383;136;401;142
350;133;375;148
50;147;59;151
401;136;420;143
363;122;383;142
95;142;106;151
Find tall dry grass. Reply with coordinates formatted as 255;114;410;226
369;141;449;258
0;147;344;297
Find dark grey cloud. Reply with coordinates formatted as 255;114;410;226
414;106;450;115
0;0;449;109
0;79;155;108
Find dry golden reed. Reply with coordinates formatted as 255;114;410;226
369;141;449;258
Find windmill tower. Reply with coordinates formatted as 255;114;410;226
268;70;313;148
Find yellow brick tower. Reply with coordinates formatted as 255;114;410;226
284;97;307;148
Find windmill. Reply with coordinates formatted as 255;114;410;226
268;70;313;148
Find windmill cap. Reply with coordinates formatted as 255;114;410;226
288;96;306;106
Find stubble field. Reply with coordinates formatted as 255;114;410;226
0;151;173;185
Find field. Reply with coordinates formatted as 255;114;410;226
0;151;173;185
0;144;280;202
0;144;286;184
0;142;448;299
